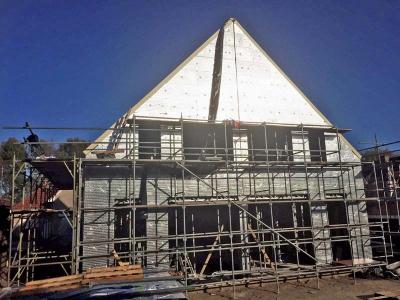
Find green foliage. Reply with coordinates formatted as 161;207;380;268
56;138;90;158
0;137;90;198
0;136;90;160
0;138;24;197
38;139;56;157
0;138;24;162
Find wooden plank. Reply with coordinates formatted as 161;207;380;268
86;264;141;274
82;274;144;285
21;279;82;290
200;224;224;276
18;264;145;296
84;269;143;279
19;264;144;296
25;274;83;286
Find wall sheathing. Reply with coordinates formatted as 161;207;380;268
82;178;115;270
145;177;170;267
80;123;374;275
339;138;373;262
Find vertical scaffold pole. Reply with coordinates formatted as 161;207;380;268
71;155;77;274
301;124;320;289
7;153;16;286
264;123;280;293
133;116;137;264
336;129;357;284
224;121;236;298
75;158;83;274
372;161;388;265
180;116;189;298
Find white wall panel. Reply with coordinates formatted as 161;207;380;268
131;20;328;125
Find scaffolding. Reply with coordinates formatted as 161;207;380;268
7;158;74;286
361;141;400;258
7;117;391;295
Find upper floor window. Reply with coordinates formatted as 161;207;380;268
138;121;161;159
182;123;233;161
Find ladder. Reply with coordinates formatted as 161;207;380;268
178;253;197;279
247;224;276;271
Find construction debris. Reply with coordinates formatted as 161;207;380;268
16;265;143;297
367;290;400;300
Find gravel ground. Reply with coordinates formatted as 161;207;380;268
189;276;400;300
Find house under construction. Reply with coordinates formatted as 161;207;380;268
362;145;400;258
7;18;392;293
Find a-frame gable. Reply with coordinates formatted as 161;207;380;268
86;18;360;159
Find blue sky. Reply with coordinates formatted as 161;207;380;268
1;1;399;149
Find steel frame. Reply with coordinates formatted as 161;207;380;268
7;117;391;296
7;156;74;286
362;144;400;258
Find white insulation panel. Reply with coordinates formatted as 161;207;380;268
131;20;328;125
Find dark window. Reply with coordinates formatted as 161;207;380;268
327;202;351;261
247;126;293;162
138;121;161;159
266;127;292;161
247;126;266;161
308;129;327;162
183;123;233;160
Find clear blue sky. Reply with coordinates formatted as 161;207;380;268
1;1;399;149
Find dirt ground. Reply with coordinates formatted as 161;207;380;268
189;276;400;300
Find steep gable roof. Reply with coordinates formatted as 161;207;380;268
127;18;330;124
86;18;360;158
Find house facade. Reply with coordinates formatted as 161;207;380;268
77;18;382;279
